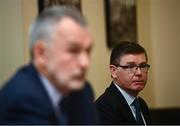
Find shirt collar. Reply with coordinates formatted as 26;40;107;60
114;82;136;106
39;73;62;108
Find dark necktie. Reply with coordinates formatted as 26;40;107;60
59;97;69;124
133;98;144;125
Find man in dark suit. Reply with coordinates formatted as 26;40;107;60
0;5;98;124
95;41;151;125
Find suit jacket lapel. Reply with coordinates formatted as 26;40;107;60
108;82;136;123
27;63;59;123
139;98;151;124
110;83;151;124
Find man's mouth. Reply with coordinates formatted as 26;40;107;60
132;80;144;85
73;71;86;81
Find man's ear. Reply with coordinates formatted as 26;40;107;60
109;64;117;79
32;41;47;65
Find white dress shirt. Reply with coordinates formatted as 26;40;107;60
39;73;62;116
114;82;146;125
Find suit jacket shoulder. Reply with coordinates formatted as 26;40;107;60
0;63;57;124
95;82;136;124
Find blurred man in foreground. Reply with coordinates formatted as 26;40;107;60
0;5;98;124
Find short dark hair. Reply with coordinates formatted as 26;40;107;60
110;41;148;65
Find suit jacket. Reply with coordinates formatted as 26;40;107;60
0;63;98;124
95;82;151;125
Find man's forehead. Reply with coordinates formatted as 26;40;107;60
57;17;84;28
55;17;90;36
67;39;93;50
120;54;147;62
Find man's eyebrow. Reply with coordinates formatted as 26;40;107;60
126;61;147;65
126;62;136;64
68;41;93;50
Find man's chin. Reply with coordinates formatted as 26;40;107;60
68;81;85;91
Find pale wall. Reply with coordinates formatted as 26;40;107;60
21;0;37;63
0;0;24;84
150;0;180;108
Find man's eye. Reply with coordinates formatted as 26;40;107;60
68;48;80;54
139;64;147;68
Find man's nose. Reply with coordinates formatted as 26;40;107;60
79;53;90;69
134;67;142;75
